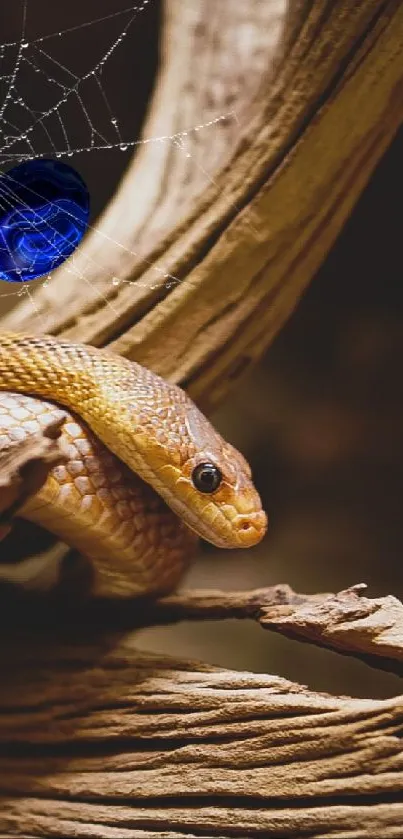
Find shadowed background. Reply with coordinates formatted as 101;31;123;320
0;0;402;698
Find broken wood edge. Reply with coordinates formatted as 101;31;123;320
0;417;67;526
80;582;403;677
2;579;402;679
0;420;73;591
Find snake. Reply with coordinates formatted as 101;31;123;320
0;332;267;597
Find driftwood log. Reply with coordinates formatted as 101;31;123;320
1;1;403;836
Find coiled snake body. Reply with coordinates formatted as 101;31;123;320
0;333;267;597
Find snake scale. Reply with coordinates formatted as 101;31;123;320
0;332;267;597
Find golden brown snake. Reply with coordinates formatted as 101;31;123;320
0;332;267;597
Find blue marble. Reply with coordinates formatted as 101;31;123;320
0;159;90;282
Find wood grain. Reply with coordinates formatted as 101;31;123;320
0;638;402;838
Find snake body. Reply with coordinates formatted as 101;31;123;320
0;332;267;597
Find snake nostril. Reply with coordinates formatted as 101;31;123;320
240;520;252;531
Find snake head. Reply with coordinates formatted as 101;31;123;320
99;363;267;550
176;442;268;549
140;397;268;549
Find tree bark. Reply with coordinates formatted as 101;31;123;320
1;1;403;836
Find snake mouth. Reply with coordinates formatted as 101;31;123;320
183;507;268;549
231;510;268;547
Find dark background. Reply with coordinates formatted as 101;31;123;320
0;1;402;698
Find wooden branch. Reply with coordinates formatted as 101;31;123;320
2;1;402;413
3;583;402;678
0;420;71;591
0;418;66;529
122;584;403;677
260;584;403;677
0;638;402;838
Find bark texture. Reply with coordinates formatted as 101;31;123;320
0;638;402;839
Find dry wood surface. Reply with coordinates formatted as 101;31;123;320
0;636;402;838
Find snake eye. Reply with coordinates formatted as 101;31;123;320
191;462;222;494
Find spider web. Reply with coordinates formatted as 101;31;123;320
0;0;234;323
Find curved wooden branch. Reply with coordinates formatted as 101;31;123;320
3;1;403;413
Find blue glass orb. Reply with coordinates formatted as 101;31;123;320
0;159;90;283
